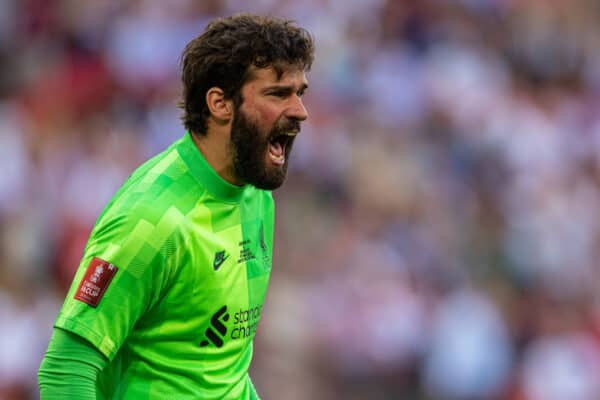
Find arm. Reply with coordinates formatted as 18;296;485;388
38;328;107;399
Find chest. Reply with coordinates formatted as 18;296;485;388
165;207;273;317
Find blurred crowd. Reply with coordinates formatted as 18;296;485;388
2;0;600;399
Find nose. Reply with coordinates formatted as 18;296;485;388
286;95;308;122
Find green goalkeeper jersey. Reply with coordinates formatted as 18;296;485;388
54;131;274;399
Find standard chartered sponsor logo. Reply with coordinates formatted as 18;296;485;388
200;305;229;347
199;305;262;347
231;306;262;339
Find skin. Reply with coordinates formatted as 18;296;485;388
193;65;308;187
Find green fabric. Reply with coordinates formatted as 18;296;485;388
53;132;274;399
38;328;107;399
249;376;260;400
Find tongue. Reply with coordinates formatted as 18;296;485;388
270;141;284;157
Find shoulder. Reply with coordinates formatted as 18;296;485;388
90;148;202;249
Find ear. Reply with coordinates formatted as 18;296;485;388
206;87;233;121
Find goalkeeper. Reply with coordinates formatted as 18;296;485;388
38;13;314;399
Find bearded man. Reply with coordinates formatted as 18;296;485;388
38;13;314;400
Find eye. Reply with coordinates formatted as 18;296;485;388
269;90;288;98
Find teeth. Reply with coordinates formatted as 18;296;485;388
269;152;285;164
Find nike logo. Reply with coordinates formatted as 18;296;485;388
213;250;229;271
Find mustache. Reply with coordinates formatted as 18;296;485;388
273;119;301;135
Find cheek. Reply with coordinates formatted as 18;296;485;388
241;101;281;131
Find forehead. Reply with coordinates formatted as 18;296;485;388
244;65;308;90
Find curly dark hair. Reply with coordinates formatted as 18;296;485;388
179;13;315;135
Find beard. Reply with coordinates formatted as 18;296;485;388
230;107;299;190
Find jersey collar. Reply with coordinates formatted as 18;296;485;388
177;131;248;203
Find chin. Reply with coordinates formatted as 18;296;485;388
254;175;286;190
250;165;287;190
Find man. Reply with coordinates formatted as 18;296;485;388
38;13;314;399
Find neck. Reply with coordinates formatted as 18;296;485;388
190;130;243;186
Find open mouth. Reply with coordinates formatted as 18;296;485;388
268;132;297;165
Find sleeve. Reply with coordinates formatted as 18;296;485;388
53;204;185;360
38;328;108;399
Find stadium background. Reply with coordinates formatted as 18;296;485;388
2;0;600;399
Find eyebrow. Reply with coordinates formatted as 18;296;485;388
261;83;309;94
